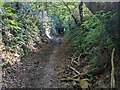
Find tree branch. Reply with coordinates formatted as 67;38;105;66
62;1;78;25
79;1;83;24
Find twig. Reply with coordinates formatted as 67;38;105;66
111;48;115;88
71;53;76;64
71;53;79;66
60;77;79;82
73;67;98;78
61;67;98;82
69;66;81;75
71;52;81;66
73;60;80;66
77;53;83;65
73;71;87;78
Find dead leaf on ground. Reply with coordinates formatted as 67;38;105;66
79;79;89;89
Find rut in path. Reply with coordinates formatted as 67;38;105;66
2;42;70;88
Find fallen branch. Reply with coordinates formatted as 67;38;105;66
60;77;79;82
71;53;84;66
73;67;98;78
111;48;115;88
71;53;80;66
73;71;88;79
72;60;79;66
61;67;98;82
77;53;83;65
69;66;81;75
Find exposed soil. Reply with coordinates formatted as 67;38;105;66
2;36;120;89
2;36;75;88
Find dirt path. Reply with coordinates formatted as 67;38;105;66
2;42;71;88
42;46;59;88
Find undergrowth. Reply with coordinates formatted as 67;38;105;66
71;11;118;73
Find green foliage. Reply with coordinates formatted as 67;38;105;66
73;11;118;70
2;2;119;72
2;2;42;55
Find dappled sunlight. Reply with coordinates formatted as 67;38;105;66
1;1;120;89
0;44;21;67
26;44;39;52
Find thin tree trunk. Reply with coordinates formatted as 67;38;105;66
79;1;83;25
62;1;78;25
